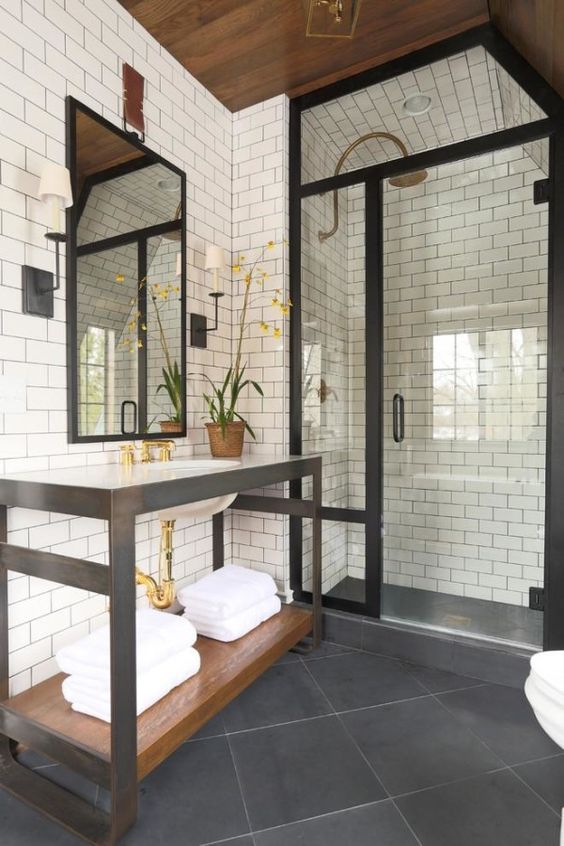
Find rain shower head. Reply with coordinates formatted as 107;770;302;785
318;131;427;241
388;169;428;188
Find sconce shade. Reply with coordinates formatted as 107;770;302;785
205;245;225;271
38;163;73;207
302;0;362;37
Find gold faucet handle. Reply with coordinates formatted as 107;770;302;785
159;440;175;462
119;444;136;466
140;441;152;463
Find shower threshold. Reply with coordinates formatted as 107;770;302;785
327;578;542;649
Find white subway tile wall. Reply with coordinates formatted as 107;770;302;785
0;0;280;692
382;144;548;607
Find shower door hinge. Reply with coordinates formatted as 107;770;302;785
529;586;545;612
533;178;550;205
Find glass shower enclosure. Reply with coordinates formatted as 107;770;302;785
290;26;564;650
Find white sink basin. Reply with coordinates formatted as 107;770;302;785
147;459;239;472
154;459;240;520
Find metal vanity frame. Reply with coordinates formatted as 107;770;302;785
0;455;322;845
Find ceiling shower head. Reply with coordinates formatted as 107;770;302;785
388;169;428;188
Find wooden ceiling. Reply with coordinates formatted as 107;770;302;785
76;111;144;190
489;0;564;101
118;0;489;112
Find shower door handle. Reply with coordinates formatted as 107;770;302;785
392;393;404;443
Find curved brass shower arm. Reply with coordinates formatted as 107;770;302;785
318;132;410;242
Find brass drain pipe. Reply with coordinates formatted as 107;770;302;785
136;519;176;609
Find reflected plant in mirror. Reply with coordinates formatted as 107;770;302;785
117;277;183;433
67;97;186;442
202;240;291;458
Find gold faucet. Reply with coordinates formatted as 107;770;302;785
119;444;136;466
140;440;176;463
136;519;176;609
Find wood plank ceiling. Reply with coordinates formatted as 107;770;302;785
118;0;490;112
489;0;564;101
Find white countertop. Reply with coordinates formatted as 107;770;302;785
0;454;315;491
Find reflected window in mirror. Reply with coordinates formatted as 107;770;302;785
67;97;186;443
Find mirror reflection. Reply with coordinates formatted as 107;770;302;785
69;102;186;441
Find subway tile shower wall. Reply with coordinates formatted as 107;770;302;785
382;144;548;607
0;0;290;695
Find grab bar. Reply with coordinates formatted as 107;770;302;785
392;393;404;443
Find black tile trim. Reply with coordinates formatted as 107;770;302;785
322;610;533;689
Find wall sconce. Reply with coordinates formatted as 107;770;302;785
23;162;73;317
190;245;225;349
302;0;362;37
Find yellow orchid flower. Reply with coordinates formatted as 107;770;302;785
244;273;251;286
266;240;275;250
115;273;125;283
280;305;289;316
273;327;282;338
260;322;269;333
232;264;241;272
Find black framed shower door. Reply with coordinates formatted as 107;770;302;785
289;23;564;650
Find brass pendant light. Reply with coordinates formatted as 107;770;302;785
302;0;362;38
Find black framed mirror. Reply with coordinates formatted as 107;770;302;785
66;97;187;443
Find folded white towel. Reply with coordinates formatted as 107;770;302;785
62;645;201;723
186;595;281;642
177;564;277;621
56;609;197;680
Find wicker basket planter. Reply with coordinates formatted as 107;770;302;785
205;421;245;458
160;421;183;434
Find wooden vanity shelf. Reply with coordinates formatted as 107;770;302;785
2;604;313;782
0;455;322;845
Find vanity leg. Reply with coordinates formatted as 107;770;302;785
108;498;138;843
212;511;224;571
311;463;323;648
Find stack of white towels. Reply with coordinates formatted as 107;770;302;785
56;609;200;723
177;564;281;642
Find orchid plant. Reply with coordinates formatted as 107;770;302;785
202;240;291;440
118;275;182;425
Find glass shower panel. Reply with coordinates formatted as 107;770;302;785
381;141;549;647
301;184;366;602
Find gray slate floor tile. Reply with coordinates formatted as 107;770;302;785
306;651;426;712
397;770;560;846
514;753;564;813
342;696;502;795
253;800;419;846
222;662;332;732
122;736;249;846
229;715;385;831
401;662;484;694
438;683;560;765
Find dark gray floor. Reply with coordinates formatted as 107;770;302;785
4;640;562;846
327;578;543;647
